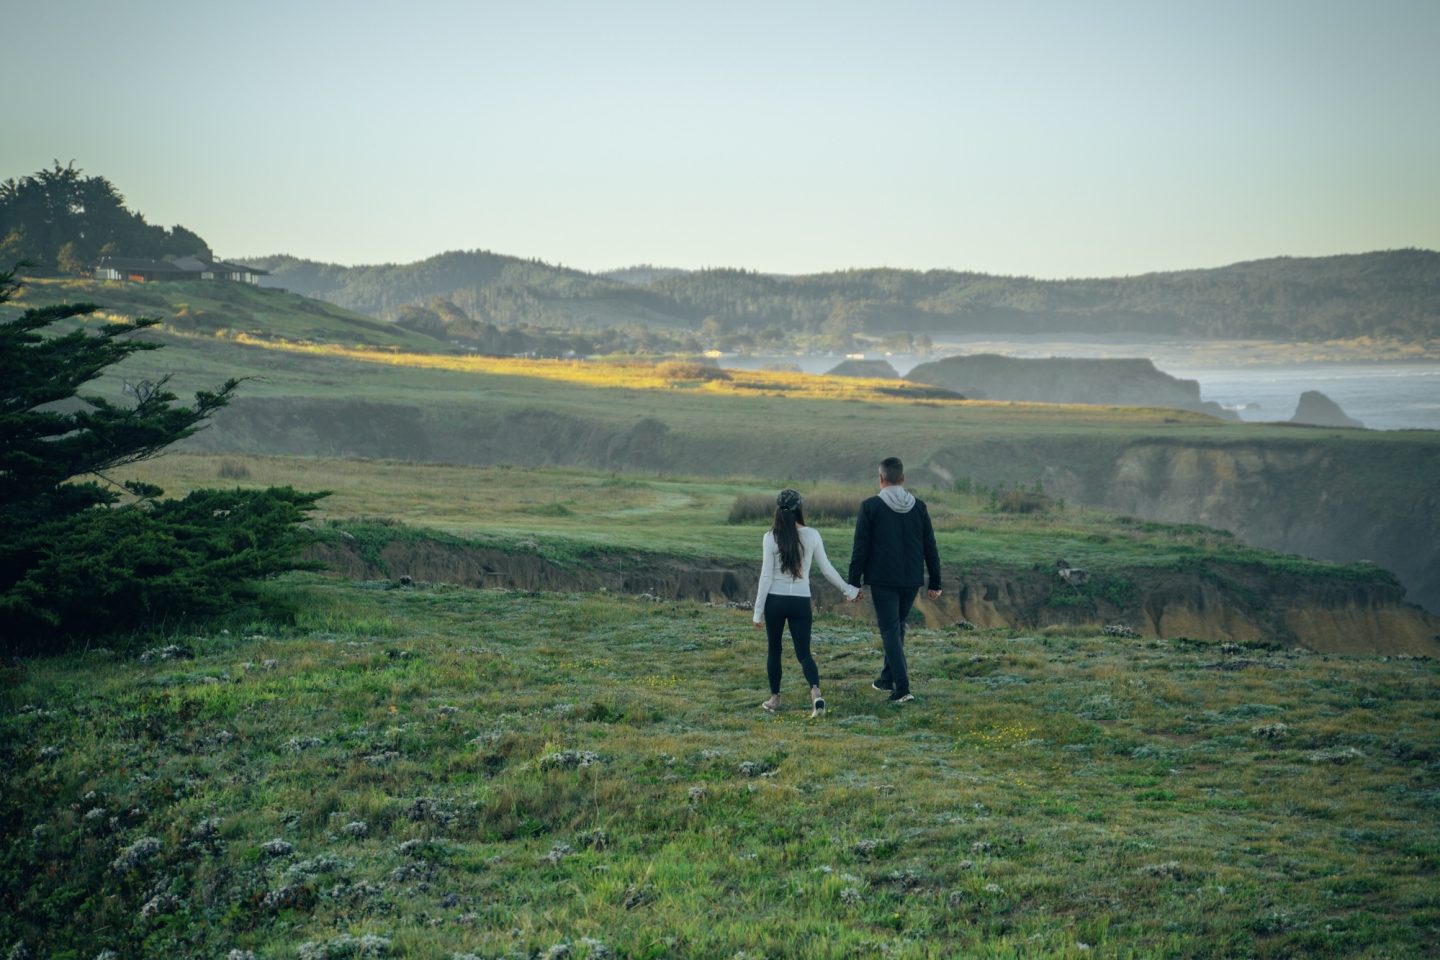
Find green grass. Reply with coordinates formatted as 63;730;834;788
3;577;1437;957
122;453;1392;593
7;278;444;351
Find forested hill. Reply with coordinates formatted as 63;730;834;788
248;248;1440;342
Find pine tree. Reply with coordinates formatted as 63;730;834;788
0;267;324;652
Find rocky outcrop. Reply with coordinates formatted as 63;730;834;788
906;354;1236;418
1290;390;1364;428
306;537;1440;655
926;435;1440;614
826;359;900;379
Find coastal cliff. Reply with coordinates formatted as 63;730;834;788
192;397;1440;616
307;537;1440;655
906;354;1236;418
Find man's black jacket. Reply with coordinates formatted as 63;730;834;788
847;494;942;590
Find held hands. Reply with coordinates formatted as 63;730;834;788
752;620;764;629
927;589;942;601
850;588;863;603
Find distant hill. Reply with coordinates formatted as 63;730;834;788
245;249;1440;343
600;264;692;286
245;250;687;330
9;164;1434;344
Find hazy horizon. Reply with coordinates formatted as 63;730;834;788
6;0;1439;278
233;245;1436;280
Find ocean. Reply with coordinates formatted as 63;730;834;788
721;345;1440;432
1161;363;1440;432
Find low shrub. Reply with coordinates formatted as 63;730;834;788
727;491;859;524
218;459;252;480
655;361;731;382
997;489;1053;514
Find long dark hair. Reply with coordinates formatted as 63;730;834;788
772;490;805;578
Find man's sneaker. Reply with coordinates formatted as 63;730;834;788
871;680;894;692
811;696;825;718
887;690;915;704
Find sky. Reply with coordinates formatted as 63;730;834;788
4;0;1438;277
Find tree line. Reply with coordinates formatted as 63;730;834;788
256;249;1440;344
6;162;1435;343
0;162;212;276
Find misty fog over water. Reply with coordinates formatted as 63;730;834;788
1162;364;1440;431
723;343;1440;431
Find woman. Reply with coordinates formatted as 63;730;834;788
753;488;861;717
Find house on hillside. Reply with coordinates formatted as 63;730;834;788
94;255;268;285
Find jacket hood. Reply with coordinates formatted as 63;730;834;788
878;485;916;514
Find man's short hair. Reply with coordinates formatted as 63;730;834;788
880;457;905;484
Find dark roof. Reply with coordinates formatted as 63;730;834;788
94;256;268;276
210;260;269;275
96;257;188;272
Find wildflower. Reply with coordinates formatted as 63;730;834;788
537;750;604;771
110;836;162;874
1250;722;1289;739
396;839;428;857
296;935;391;959
261;838;294;858
139;645;193;663
852;838;892;860
1138;861;1184;879
261;884;317;911
578;939;614;959
138;893;181;922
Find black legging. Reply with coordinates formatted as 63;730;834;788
764;594;819;695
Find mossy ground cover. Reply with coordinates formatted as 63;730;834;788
4;578;1437;958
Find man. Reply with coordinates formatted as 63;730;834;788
847;456;942;703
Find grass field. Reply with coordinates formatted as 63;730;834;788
120;453;1388;591
3;578;1437;958
4;281;1439;957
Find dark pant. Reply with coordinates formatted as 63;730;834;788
764;594;818;695
871;584;918;694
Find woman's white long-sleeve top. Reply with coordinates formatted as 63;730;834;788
753;525;859;623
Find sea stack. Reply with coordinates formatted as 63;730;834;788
826;358;900;378
1290;390;1365;429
